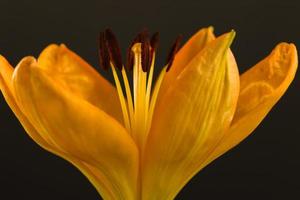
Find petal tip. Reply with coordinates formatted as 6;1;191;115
43;44;60;52
227;30;236;44
59;43;68;49
0;55;9;66
207;25;214;32
273;42;298;78
18;56;37;67
13;56;37;78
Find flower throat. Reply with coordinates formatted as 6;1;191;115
98;29;181;151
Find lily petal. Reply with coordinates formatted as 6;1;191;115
0;55;51;148
0;56;13;89
0;57;125;200
158;27;216;96
143;31;239;200
0;56;121;199
203;43;298;166
37;44;123;123
12;57;139;200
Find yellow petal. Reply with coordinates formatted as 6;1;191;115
0;55;51;149
0;56;13;89
202;42;298;166
37;44;123;123
158;27;216;96
142;31;239;200
0;57;121;199
12;57;139;200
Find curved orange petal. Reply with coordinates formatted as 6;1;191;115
142;32;239;200
37;44;123;124
202;42;298;168
0;56;118;199
0;55;49;148
12;57;139;200
158;27;216;98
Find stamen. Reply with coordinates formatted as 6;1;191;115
126;47;134;71
146;32;159;101
121;68;134;129
133;29;149;43
105;29;123;70
145;52;156;127
97;29;179;153
150;32;159;50
166;35;182;71
149;32;159;71
146;66;167;135
99;29;131;132
141;39;151;72
111;63;131;132
98;32;110;70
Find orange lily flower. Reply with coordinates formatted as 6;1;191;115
0;27;297;200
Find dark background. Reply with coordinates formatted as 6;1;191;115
0;0;299;199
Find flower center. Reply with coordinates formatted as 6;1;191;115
98;29;181;151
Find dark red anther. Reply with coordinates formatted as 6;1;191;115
149;32;159;68
126;47;134;71
104;28;123;70
166;35;182;72
150;32;159;50
98;32;110;70
141;38;151;72
133;29;149;43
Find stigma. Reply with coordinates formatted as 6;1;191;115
98;28;181;151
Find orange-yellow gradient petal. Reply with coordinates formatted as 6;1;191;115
0;56;51;149
38;44;123;123
142;31;240;200
12;57;139;200
158;27;216;96
0;56;119;199
202;42;298;166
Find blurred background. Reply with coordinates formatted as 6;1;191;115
0;0;299;199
